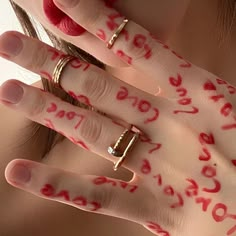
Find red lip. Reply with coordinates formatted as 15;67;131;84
43;0;86;36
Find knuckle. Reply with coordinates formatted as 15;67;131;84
88;185;114;209
26;89;47;118
81;5;102;29
78;113;103;145
25;45;49;72
81;69;111;102
124;36;156;62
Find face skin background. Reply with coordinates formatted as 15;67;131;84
0;0;236;235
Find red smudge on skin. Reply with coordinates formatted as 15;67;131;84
43;0;86;36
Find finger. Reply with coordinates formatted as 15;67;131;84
41;0;127;67
5;159;144;223
0;79;156;175
52;0;198;95
0;31;167;133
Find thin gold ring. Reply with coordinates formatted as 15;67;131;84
51;55;103;113
52;55;75;88
107;18;129;49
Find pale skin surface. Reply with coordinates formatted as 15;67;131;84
0;0;236;235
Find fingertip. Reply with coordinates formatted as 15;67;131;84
5;159;32;186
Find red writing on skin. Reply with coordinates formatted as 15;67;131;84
227;85;236;94
221;103;233;117
199;132;215;145
169;74;199;114
174;106;199;115
176;88;187;97
198;134;221;192
216;78;236;95
184;178;236;235
48;48;64;61
46;102;85;130
141;159;152;174
170;192;184;208
163;186;184;208
68;90;92;106
68;136;89;150
210;94;225;102
116;50;132;64
146;221;170;236
222;122;236;130
202;178;221;193
204;81;216;91
40;70;53;81
96;29;106;41
133;34;152;59
140;134;162;154
199;147;211;161
40;184;101;211
117;86;160;124
169;74;182;87
203;80;235;130
144;44;152;59
44;118;88;150
138;100;151;112
185;179;199;197
201;165;221;193
93;176;138;193
178;98;192;105
171;49;192;68
153;174;162;186
202;165;216;178
153;174;184;209
164;185;174;196
107;13;122;30
217;78;227;85
70;58;90;71
195;197;212;212
145;108;160;124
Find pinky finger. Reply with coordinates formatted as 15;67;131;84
5;159;142;221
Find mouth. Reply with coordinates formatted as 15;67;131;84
43;0;86;36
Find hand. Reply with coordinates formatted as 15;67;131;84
0;1;236;236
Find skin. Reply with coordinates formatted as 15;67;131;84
0;0;235;235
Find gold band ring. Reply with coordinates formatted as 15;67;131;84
107;18;129;49
52;55;75;88
108;125;140;171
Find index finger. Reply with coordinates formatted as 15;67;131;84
52;0;195;95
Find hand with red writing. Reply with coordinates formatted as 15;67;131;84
0;0;236;236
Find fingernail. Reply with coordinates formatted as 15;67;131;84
0;33;23;57
0;81;24;104
8;164;31;184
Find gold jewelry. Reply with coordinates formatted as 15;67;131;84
52;55;75;88
107;19;129;49
108;125;140;171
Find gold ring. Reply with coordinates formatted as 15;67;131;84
108;125;140;171
52;55;75;88
107;18;129;49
